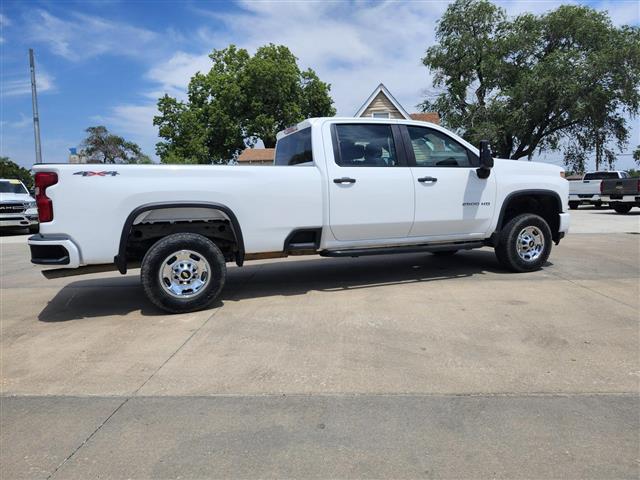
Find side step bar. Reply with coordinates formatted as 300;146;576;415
41;262;140;279
319;241;485;258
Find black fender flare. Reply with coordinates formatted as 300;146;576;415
114;202;245;274
493;189;563;243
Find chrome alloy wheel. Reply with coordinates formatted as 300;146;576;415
159;250;211;299
516;226;545;262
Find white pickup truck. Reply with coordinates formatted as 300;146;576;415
568;171;630;209
30;118;570;313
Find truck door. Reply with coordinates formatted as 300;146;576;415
324;123;414;241
402;125;496;238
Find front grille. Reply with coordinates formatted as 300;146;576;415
0;203;26;214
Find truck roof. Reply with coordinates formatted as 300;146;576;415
275;116;442;140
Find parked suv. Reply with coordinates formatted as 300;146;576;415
0;179;38;233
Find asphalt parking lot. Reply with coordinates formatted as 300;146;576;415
1;208;639;479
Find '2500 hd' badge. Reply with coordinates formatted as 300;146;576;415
73;171;119;177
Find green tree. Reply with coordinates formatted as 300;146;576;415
633;145;640;164
421;0;640;162
154;44;336;164
80;126;151;164
0;157;33;189
563;144;588;174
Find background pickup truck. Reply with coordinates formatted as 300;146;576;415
29;117;570;313
600;176;640;214
568;171;629;210
0;178;39;233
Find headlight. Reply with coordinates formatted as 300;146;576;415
27;201;37;209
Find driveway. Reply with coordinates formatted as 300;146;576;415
1;209;639;478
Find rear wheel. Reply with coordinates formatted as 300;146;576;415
141;233;226;313
495;213;552;272
568;201;579;210
612;204;632;214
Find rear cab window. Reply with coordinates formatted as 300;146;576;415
274;128;313;166
584;172;620;180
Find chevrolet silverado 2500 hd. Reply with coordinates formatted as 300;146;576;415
29;118;570;313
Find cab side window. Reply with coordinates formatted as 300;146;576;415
334;124;398;167
407;126;478;167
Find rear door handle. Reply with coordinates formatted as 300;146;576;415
333;177;356;184
417;176;438;183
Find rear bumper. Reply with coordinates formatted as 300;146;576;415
28;234;81;268
601;195;640;204
569;194;601;202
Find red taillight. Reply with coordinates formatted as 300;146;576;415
35;172;58;222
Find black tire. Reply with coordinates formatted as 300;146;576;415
593;201;603;209
141;233;226;313
494;213;552;272
432;250;458;256
613;204;632;214
568;201;579;210
28;225;39;234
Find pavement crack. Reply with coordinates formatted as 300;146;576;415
46;265;262;479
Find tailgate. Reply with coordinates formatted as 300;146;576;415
602;178;638;195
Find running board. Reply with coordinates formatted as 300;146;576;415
41;262;140;279
319;241;485;258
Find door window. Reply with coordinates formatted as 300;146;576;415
407;126;478;167
334;124;398;167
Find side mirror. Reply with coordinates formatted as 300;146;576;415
477;140;493;179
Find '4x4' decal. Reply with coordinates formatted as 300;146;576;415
73;171;119;177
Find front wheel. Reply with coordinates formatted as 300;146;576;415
568;201;579;210
612;204;632;214
141;233;226;313
495;214;552;272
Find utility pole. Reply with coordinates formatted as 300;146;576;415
29;48;43;164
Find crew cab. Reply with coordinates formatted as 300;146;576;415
600;176;640;214
0;179;39;233
29;118;570;313
568;171;629;210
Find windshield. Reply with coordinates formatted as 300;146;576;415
0;181;28;194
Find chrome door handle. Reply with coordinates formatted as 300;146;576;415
333;177;356;184
417;176;438;183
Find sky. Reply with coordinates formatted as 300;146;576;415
1;0;639;170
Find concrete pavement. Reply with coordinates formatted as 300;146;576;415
1;209;639;478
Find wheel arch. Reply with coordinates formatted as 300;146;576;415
114;202;245;274
494;189;563;243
